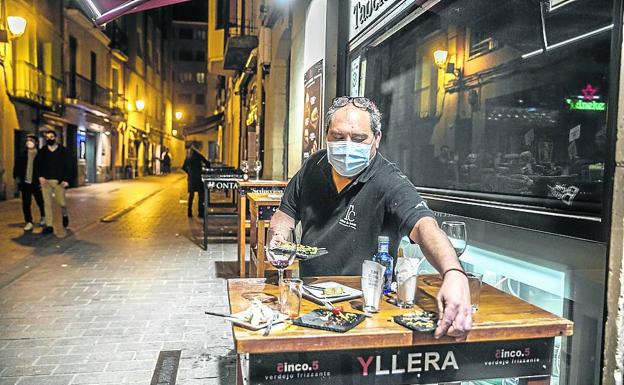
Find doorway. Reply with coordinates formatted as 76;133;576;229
85;132;97;183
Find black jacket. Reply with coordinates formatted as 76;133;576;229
34;145;72;183
13;149;40;185
183;150;210;192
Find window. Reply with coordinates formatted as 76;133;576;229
178;72;193;82
136;14;144;58
195;93;205;105
179;28;193;39
195;51;206;62
178;93;192;104
195;29;207;40
216;0;237;29
179;50;193;61
196;72;206;84
468;28;499;58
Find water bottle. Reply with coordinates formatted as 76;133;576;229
373;236;393;295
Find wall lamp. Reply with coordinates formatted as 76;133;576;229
174;111;183;121
135;99;145;112
172;128;178;137
433;49;462;78
1;16;27;42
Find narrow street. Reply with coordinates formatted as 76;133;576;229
0;174;239;385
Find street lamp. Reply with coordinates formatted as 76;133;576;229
7;16;27;37
433;50;448;69
175;111;183;121
172;128;178;136
135;99;145;112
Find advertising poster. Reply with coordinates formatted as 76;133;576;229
302;60;323;161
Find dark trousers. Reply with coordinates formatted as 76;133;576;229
20;182;45;223
188;187;205;216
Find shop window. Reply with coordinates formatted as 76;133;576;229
355;0;612;217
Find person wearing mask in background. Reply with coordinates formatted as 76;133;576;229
13;134;46;231
182;144;210;217
35;130;72;234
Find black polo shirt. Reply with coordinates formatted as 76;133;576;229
279;149;434;277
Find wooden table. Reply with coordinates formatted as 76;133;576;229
227;275;573;385
247;192;298;278
236;181;288;277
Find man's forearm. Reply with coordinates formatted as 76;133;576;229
270;209;296;234
409;217;462;273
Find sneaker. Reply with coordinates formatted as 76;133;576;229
39;217;46;226
23;222;34;232
62;215;69;228
41;226;54;235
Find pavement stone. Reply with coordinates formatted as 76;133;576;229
1;174;238;385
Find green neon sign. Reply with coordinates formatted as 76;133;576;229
565;98;606;111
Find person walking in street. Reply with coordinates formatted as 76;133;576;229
35;130;72;234
13;134;46;231
182;144;210;217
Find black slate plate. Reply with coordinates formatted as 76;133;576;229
393;311;438;332
293;309;366;333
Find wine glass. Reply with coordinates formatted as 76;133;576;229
254;160;262;180
241;160;249;174
441;221;467;257
265;227;298;290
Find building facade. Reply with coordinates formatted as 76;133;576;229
0;0;186;199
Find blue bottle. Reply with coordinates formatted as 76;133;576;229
373;236;393;294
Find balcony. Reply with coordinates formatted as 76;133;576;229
13;61;63;111
67;73;126;116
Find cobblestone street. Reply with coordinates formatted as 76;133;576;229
0;174;240;385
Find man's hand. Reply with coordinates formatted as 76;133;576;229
39;177;47;185
434;270;472;341
60;181;69;188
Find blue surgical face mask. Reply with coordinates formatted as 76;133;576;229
326;140;373;177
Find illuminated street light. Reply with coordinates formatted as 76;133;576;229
172;128;178;136
175;111;183;121
433;50;448;69
135;99;145;111
7;16;27;37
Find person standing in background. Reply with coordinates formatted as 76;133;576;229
161;147;171;175
13;134;45;231
35;130;72;234
182;145;210;217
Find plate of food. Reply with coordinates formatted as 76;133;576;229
292;308;367;333
206;300;288;331
393;310;438;332
273;241;328;260
302;281;362;304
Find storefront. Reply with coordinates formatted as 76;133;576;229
340;1;620;384
65;105;114;185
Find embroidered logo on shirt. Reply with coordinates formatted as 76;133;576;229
339;205;357;229
415;201;429;210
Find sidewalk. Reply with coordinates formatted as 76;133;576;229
0;174;240;385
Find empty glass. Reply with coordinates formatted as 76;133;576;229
280;279;303;318
441;221;467;257
467;272;483;312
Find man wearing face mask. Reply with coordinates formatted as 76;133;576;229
270;96;472;340
13;134;46;231
35;130;72;234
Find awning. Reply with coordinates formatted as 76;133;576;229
183;112;224;135
80;0;191;25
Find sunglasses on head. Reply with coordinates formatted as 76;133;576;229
331;96;375;110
